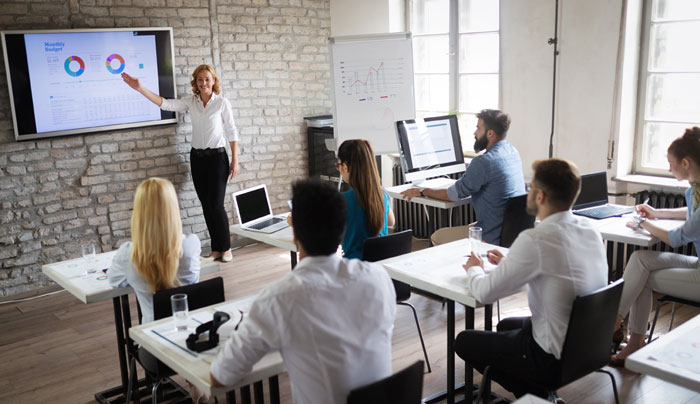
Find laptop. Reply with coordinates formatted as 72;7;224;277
232;185;289;233
572;172;634;219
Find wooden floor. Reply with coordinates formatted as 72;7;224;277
1;240;699;404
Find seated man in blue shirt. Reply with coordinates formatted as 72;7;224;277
401;109;525;246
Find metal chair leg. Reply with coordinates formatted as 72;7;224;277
475;365;492;404
596;369;620;404
669;302;677;331
152;378;163;404
648;300;666;343
398;301;431;373
496;299;501;322
126;356;137;404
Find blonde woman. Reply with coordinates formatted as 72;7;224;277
108;177;201;323
122;65;237;262
336;139;395;259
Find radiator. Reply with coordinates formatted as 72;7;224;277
606;190;694;279
392;164;476;239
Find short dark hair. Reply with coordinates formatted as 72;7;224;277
291;179;346;256
476;109;511;138
531;158;581;210
668;127;700;166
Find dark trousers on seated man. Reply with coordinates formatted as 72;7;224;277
455;317;560;398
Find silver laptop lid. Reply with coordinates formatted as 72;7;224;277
232;184;273;226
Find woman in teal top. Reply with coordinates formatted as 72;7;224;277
337;140;395;259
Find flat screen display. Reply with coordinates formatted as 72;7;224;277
395;115;466;183
2;28;177;141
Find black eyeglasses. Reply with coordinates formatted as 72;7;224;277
235;309;245;331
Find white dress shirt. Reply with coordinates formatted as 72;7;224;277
211;254;396;404
108;234;201;323
466;211;607;359
160;93;239;149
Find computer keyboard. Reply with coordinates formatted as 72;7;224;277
250;217;283;230
573;205;634;220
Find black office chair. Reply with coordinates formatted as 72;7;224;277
126;276;226;404
346;360;424;404
648;294;700;343
476;279;624;404
362;230;431;373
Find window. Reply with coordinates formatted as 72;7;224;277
635;0;700;174
409;0;500;154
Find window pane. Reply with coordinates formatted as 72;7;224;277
416;110;449;119
645;73;700;122
415;74;450;111
459;33;499;73
459;0;499;32
413;35;450;74
640;122;699;169
458;113;478;153
649;21;700;71
458;74;499;113
653;0;700;21
412;0;450;34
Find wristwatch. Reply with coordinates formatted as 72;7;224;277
633;216;647;230
419;189;425;197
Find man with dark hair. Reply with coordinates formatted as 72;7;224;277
454;158;607;399
202;180;396;404
401;109;525;246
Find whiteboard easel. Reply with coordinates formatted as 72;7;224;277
329;33;416;154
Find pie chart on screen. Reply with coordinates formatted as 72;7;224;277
64;56;85;77
106;54;125;74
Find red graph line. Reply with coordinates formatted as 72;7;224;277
349;62;384;88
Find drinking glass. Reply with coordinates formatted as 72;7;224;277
81;244;96;275
171;293;189;332
469;226;483;256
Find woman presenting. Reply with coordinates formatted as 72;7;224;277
122;65;238;262
610;127;700;365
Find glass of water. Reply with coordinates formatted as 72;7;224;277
469;226;483;256
81;244;96;275
171;293;189;332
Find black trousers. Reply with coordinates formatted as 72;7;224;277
190;147;231;252
454;316;560;399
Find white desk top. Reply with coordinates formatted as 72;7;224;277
378;238;506;308
231;224;296;252
385;178;471;209
626;314;700;392
42;252;220;304
129;297;285;396
584;212;683;247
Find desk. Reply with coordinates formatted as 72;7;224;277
129;297;285;403
586;212;683;247
626;314;700;392
41;252;219;404
231;224;297;268
379;238;507;404
385;178;470;210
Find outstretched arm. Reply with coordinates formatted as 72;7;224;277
122;73;163;107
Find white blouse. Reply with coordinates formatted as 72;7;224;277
108;234;202;323
160;93;239;149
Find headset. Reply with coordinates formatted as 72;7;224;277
186;311;230;352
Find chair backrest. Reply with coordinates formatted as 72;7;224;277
362;230;414;302
499;194;535;248
152;277;226;321
558;279;624;386
362;229;413;263
346;360;424;404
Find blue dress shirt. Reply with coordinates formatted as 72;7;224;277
447;140;525;245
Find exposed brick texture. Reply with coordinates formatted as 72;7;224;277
0;0;331;296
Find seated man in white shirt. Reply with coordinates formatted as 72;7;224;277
456;158;607;399
201;179;397;404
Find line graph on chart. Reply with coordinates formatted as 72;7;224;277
339;57;407;99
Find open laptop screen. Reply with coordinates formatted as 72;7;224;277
573;172;608;210
236;187;271;224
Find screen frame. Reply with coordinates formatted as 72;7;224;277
395;114;466;183
1;27;178;141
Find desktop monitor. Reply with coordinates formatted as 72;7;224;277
395;115;466;184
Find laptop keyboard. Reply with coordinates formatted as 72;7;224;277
574;205;634;220
249;217;283;230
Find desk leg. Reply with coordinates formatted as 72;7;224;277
93;297;130;403
447;300;455;404
464;305;475;404
290;251;297;270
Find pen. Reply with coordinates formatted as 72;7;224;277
641;197;649;206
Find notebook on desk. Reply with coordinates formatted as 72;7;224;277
572;172;633;220
232;185;289;233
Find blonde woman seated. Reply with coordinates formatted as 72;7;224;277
108;177;201;323
611;127;700;366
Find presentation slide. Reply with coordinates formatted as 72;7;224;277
24;32;161;133
405;118;456;168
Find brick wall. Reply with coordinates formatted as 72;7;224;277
0;0;331;296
